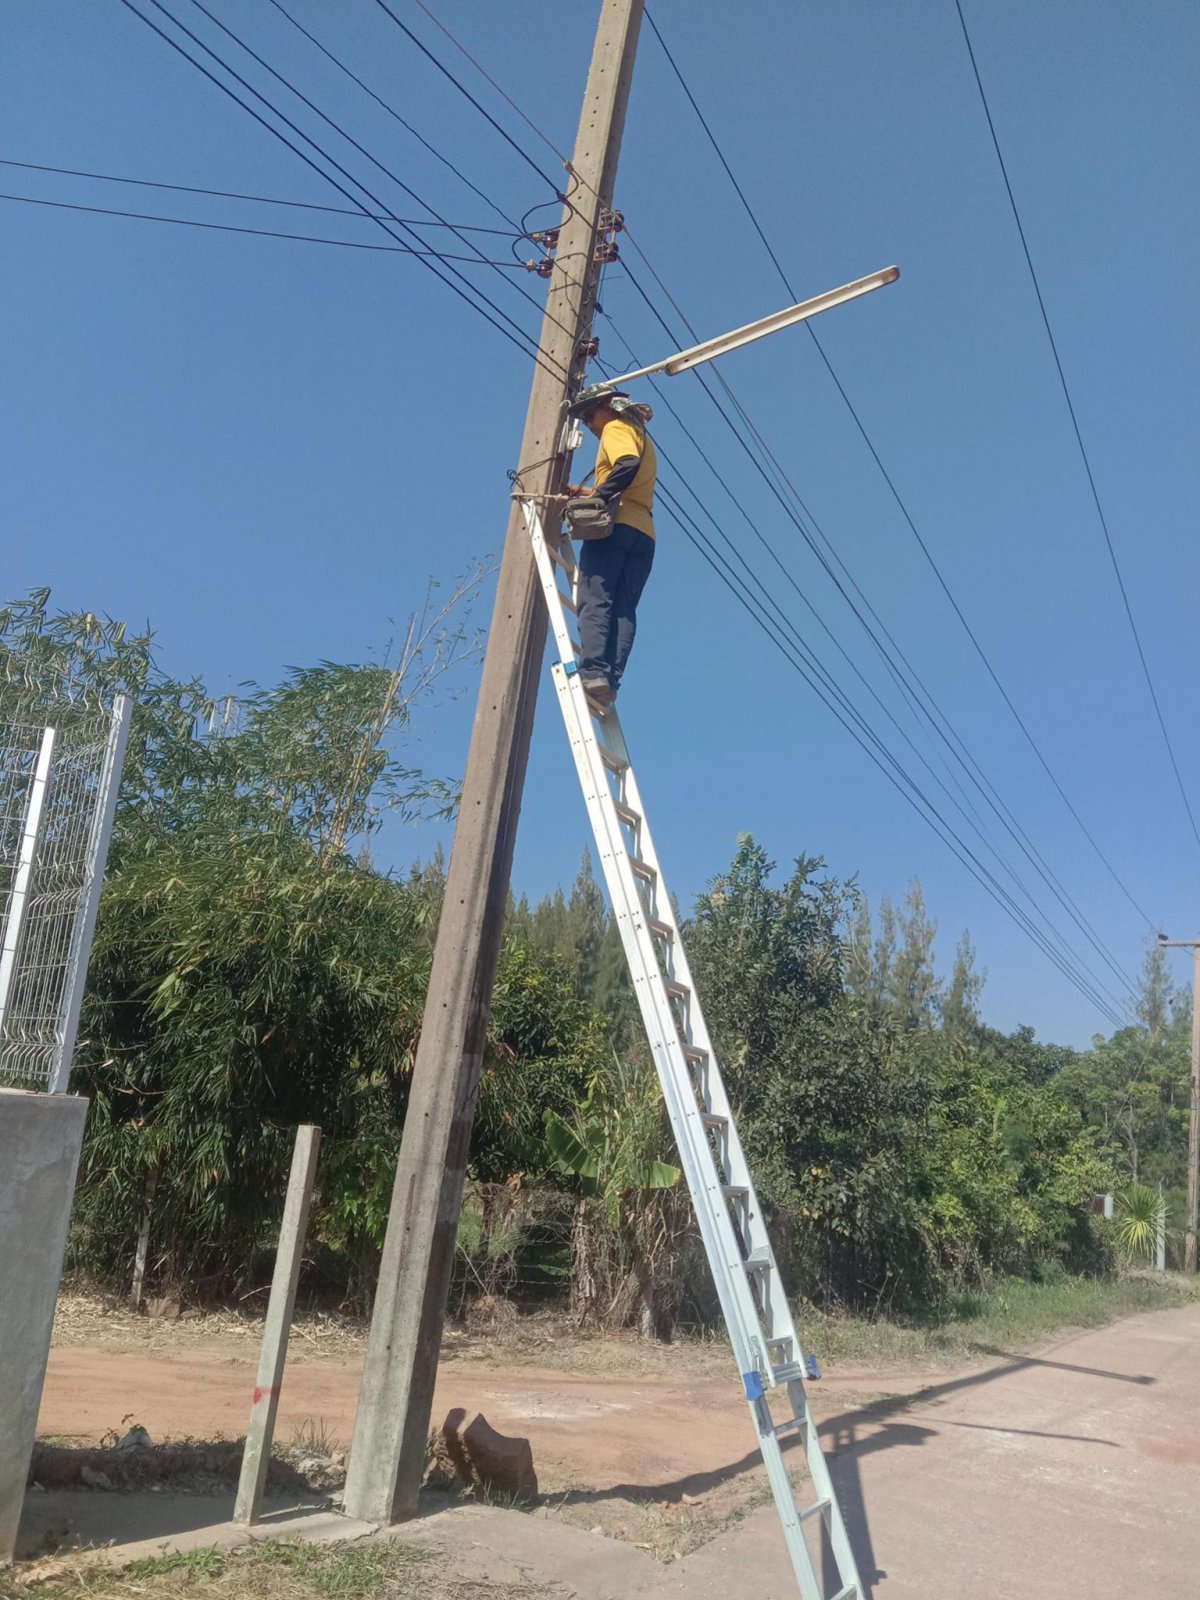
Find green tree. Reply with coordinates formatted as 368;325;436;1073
1135;940;1173;1034
891;881;940;1029
475;942;610;1185
506;850;635;1045
3;586;485;1293
845;881;946;1031
914;1032;1112;1284
687;837;933;1306
940;932;984;1037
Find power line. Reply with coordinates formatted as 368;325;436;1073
643;2;1160;930
259;0;580;346
110;0;1137;1024
658;460;1132;1022
116;0;562;376
263;0;527;236
371;0;562;198
953;0;1200;859
594;330;1137;1021
178;0;571;358
614;260;1140;1012
384;5;1140;1021
0;156;524;234
650;473;1127;1027
1;188;534;264
409;0;572;169
389;2;1146;985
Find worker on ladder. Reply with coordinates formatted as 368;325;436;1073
564;385;657;706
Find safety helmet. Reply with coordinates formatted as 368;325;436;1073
566;384;634;419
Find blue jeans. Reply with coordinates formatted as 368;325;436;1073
577;523;655;689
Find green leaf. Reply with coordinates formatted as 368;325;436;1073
543;1108;601;1184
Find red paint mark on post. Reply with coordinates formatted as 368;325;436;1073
253;1385;281;1405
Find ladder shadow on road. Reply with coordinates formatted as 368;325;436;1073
965;1344;1154;1384
811;1347;1148;1595
544;1348;1148;1597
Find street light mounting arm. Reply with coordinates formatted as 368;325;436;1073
600;265;899;390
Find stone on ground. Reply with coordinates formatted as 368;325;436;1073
431;1407;538;1505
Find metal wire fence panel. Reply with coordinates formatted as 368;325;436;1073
0;698;130;1092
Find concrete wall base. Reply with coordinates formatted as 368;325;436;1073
0;1089;88;1563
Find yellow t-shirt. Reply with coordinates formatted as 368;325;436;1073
595;418;657;540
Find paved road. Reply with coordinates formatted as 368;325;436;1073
646;1298;1200;1599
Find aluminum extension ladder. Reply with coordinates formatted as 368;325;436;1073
520;499;863;1600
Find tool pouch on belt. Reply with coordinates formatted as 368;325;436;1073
564;495;614;541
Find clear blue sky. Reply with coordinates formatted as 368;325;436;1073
3;1;1197;1047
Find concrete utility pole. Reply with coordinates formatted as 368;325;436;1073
343;0;644;1526
1158;934;1200;1272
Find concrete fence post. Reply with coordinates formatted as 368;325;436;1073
234;1124;321;1525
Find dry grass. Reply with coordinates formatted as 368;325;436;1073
51;1289;734;1380
51;1290;367;1363
1;1541;557;1600
54;1271;1197;1386
540;1451;810;1563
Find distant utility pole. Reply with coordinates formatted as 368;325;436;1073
342;0;644;1526
1158;934;1200;1272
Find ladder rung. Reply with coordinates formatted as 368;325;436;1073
773;1361;805;1384
664;979;690;1002
701;1110;727;1129
797;1496;830;1525
559;590;579;614
647;916;673;941
683;1044;708;1065
773;1413;808;1440
722;1183;749;1201
829;1588;858;1600
613;799;640;828
743;1253;771;1274
598;745;628;773
628;857;656;884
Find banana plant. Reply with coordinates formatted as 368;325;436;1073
543;1056;680;1218
543;1053;681;1339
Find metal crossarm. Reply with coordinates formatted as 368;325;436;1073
520;499;862;1600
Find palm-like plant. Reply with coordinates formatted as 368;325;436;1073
1114;1183;1164;1264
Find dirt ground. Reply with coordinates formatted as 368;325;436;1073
40;1295;895;1557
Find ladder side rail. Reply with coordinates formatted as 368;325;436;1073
551;519;584;613
523;503;581;666
786;1378;858;1592
527;499;861;1600
547;663;769;1381
524;502;759;1354
620;748;861;1594
618;753;859;1597
617;754;805;1362
526;493;803;1377
756;1427;831;1598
